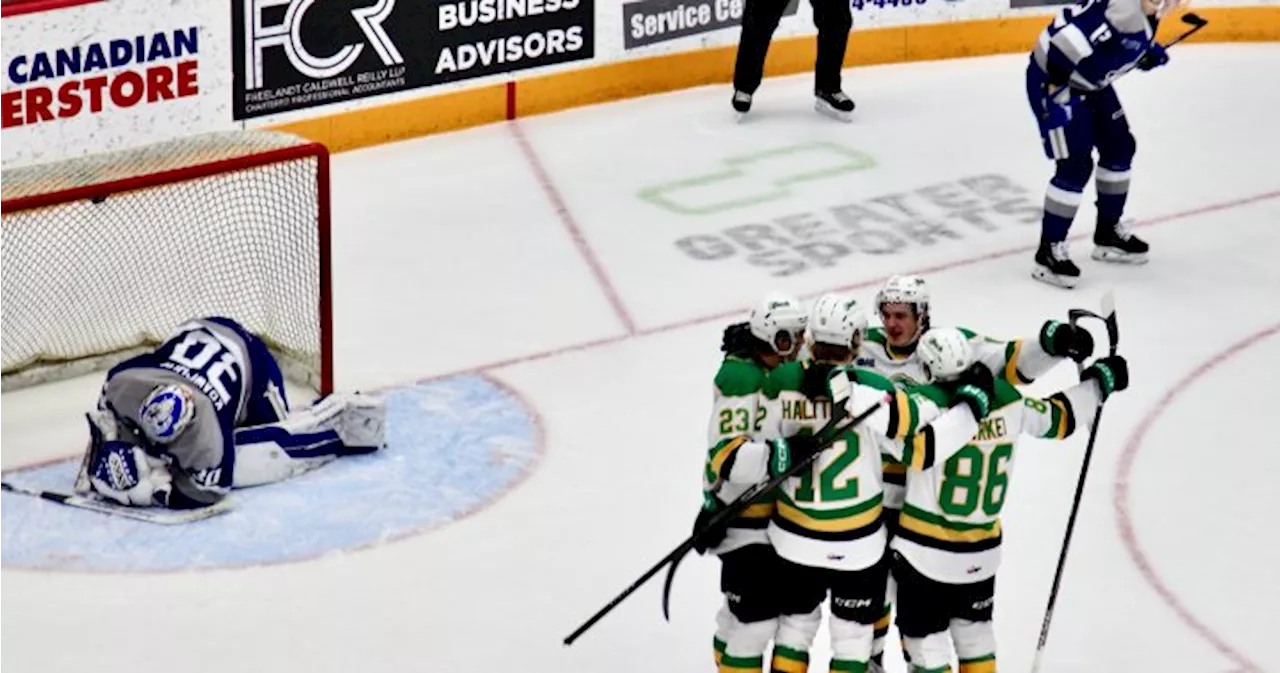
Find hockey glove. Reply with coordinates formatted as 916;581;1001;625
1040;320;1095;363
1137;43;1169;71
769;433;822;478
88;440;174;507
1038;88;1076;160
692;496;730;554
951;362;996;419
1082;355;1129;401
799;361;836;400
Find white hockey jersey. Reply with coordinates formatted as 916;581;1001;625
858;325;1065;513
891;378;1103;584
721;363;981;571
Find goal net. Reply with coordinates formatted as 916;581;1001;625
1;130;332;395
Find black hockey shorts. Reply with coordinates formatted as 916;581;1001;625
892;550;995;637
776;552;890;625
720;543;782;623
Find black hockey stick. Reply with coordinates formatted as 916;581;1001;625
563;383;888;646
1163;12;1209;49
657;381;878;622
1030;290;1119;672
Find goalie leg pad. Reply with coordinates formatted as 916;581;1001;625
231;393;383;488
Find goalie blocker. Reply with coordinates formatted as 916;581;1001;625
76;316;385;509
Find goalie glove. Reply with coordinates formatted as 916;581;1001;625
88;440;174;508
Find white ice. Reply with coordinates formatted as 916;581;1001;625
3;44;1280;673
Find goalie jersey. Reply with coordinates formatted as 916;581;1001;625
98;317;288;506
892;378;1103;584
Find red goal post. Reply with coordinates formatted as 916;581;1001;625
1;130;332;395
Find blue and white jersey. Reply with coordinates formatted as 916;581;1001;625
99;317;286;504
1031;0;1158;93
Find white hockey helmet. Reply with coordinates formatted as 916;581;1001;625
917;328;974;382
749;292;807;357
876;275;930;315
807;293;869;348
138;384;196;445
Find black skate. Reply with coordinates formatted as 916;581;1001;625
1032;240;1081;289
815;89;855;122
731;90;752;121
1092;220;1149;264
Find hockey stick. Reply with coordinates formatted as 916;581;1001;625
563;381;887;646
1030;290;1119;672
1;481;234;524
658;377;875;622
1163;12;1209;48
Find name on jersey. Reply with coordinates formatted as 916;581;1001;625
782;398;831;421
159;361;229;412
974;416;1007;442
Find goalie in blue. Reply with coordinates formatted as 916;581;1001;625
1025;0;1179;288
74;317;385;509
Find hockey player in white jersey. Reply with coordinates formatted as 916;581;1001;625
862;273;1093;667
714;295;999;673
76;316;385;509
891;328;1130;672
694;293;808;672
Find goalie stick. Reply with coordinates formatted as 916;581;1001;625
563;372;887;646
1;481;234;524
1031;290;1120;672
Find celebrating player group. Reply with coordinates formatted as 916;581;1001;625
693;275;1130;673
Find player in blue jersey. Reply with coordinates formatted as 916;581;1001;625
75;317;385;509
1026;0;1180;288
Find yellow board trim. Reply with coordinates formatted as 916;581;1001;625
777;499;883;533
270;8;1280;154
900;511;1002;543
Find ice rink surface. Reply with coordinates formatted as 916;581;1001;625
4;44;1280;672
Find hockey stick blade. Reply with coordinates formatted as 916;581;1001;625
1;481;234;524
1163;13;1210;48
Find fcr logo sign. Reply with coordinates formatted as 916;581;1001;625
245;0;403;89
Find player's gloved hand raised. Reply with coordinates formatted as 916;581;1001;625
1082;355;1129;400
1040;320;1095;362
691;498;729;554
768;433;822;478
1137;43;1169;71
951;363;996;419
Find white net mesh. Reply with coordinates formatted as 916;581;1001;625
1;131;329;393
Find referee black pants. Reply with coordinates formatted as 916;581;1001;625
732;0;853;95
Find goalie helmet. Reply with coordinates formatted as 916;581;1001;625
918;328;974;382
749;292;807;357
808;293;869;348
138;384;196;445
